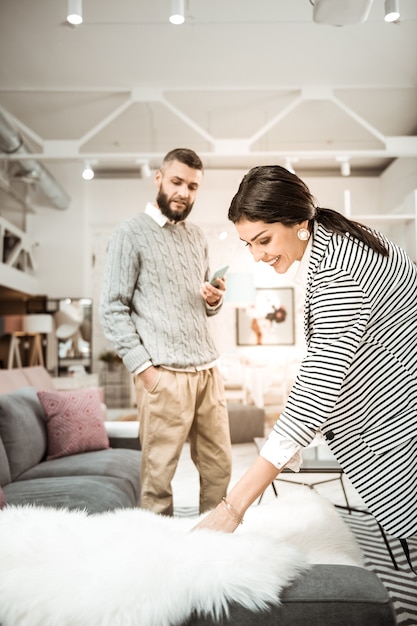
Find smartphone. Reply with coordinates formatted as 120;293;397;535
209;265;229;286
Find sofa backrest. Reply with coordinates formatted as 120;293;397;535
20;366;56;391
0;368;30;394
0;387;48;482
0;366;56;395
0;437;11;486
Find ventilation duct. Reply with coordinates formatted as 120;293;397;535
0;111;70;211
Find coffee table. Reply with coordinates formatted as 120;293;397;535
254;436;350;508
254;435;400;570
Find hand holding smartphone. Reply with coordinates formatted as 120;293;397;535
209;265;229;286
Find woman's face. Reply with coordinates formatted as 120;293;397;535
236;218;310;274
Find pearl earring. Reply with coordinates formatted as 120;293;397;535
297;228;310;241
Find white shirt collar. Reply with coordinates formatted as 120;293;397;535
145;202;168;227
294;233;313;288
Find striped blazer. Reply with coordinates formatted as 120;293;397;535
275;223;417;538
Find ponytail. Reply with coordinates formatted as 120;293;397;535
315;207;389;257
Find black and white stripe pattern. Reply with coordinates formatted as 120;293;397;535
338;508;417;625
273;224;417;537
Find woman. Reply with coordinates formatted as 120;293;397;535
194;165;417;547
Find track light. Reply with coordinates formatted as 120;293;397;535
341;161;350;176
284;157;298;174
384;0;400;22
169;0;185;25
67;0;83;26
337;156;351;177
135;160;152;178
82;161;94;181
141;163;151;178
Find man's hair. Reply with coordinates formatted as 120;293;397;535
162;148;204;172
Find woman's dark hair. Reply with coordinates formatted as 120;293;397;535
228;165;388;257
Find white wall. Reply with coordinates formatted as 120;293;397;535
26;162;89;299
7;158;416;371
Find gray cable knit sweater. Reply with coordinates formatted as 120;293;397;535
99;212;222;373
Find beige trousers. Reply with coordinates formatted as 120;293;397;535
135;366;232;516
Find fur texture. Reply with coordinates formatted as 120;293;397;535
0;488;362;626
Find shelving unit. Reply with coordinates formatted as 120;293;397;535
347;189;417;261
99;365;132;408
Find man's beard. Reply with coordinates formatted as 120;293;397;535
156;189;193;223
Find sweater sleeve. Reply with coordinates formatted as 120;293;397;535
99;226;151;371
202;236;223;317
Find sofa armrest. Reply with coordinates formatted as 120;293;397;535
51;375;105;402
51;373;100;389
104;421;141;450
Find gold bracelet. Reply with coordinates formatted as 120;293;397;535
221;497;244;525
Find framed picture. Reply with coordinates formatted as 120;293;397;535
236;287;295;346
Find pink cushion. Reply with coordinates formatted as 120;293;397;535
37;389;110;461
0;486;6;510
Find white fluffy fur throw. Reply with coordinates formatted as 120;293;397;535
0;488;362;626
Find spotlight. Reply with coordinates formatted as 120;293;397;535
337;156;351;177
82;161;94;181
284;157;298;174
67;0;83;25
341;161;350;177
384;0;400;22
141;163;152;178
169;0;185;25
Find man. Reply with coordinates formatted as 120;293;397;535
100;148;232;516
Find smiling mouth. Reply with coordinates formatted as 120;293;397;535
267;256;280;265
172;199;187;208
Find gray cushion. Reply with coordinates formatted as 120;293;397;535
16;448;141;504
184;565;396;626
0;387;47;480
0;437;11;486
3;475;138;513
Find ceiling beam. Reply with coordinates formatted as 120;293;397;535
2;139;416;162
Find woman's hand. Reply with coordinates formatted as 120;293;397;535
192;456;282;534
191;500;241;533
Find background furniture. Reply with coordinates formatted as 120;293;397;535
21;314;53;367
49;298;93;375
254;435;401;571
0;385;141;513
184;564;396;626
228;403;265;444
255;435;350;508
0;368;399;626
99;364;132;408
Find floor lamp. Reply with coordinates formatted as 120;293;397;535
22;315;53;367
3;316;24;369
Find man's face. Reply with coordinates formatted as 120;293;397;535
155;160;202;223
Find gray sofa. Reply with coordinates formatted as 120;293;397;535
0;386;140;513
0;370;396;625
185;564;396;625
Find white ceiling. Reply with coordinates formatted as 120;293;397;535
0;0;416;186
